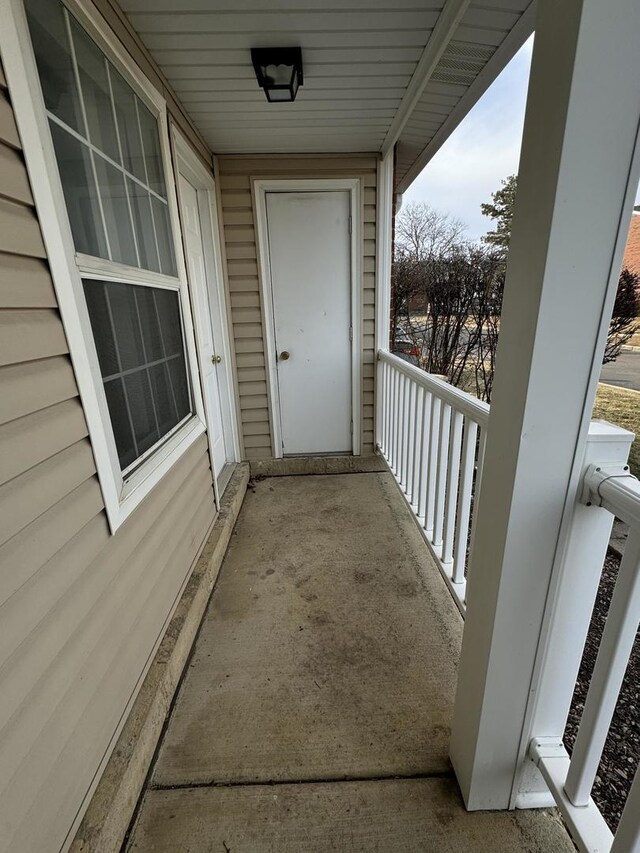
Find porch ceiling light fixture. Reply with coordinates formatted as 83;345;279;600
251;47;303;103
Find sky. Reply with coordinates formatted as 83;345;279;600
403;36;535;243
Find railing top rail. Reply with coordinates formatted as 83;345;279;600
584;464;640;528
378;349;490;428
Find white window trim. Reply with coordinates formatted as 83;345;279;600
0;0;207;533
253;178;362;458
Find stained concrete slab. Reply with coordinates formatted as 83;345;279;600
151;472;463;786
129;777;575;853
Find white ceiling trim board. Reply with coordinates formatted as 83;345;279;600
395;0;536;192
381;0;472;156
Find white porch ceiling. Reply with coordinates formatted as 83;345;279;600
119;0;534;192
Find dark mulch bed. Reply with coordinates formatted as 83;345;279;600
564;549;640;832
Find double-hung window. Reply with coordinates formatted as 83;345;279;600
19;0;205;530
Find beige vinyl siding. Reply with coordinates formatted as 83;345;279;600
217;155;378;458
0;58;216;853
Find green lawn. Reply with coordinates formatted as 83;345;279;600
594;383;640;477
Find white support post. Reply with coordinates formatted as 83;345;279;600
375;149;394;453
449;0;640;811
516;422;634;808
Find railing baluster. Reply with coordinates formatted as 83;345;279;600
442;409;464;565
409;383;423;510
433;403;451;548
452;419;478;584
400;377;410;490
425;394;441;535
391;368;400;474
465;428;487;587
399;374;407;486
417;389;431;524
406;381;416;498
380;361;388;456
564;526;640;806
610;763;640;853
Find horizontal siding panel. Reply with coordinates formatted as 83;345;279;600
246;446;272;459
0;398;88;486
243;433;272;448
221;190;252;209
15;494;215;853
0;143;32;205
0;197;45;258
0;356;77;425
0;90;20;149
0;439;95;546
225;243;256;260
0;470;211;737
241;420;270;436
235;351;265;369
129;9;440;33
0;438;207;673
230;291;260;309
0;309;68;366
218;156;377;174
221;209;253;226
234;323;263;339
233;337;264;354
237;366;266;383
232;306;261;324
0;475;214;852
239;393;269;411
228;276;259;293
237;380;267;397
364;238;376;257
226;259;258;277
364;205;376;223
0;254;56;307
241;407;270;424
0;476;104;609
219;174;251;190
225;226;256;244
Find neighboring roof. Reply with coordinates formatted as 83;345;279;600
120;0;535;188
623;213;640;279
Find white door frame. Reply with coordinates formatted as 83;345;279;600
172;129;241;502
253;178;362;458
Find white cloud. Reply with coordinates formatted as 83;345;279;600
403;37;534;242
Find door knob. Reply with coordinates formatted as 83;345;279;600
279;351;290;361
211;354;222;364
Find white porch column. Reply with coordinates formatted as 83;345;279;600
375;149;394;449
449;0;640;811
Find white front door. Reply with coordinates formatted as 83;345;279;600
265;190;352;455
178;173;231;486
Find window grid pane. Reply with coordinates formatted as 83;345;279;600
26;0;177;276
83;279;192;472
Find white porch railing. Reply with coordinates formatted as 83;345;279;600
376;353;640;852
376;350;489;612
528;448;640;853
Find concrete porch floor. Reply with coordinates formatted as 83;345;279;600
126;471;573;852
